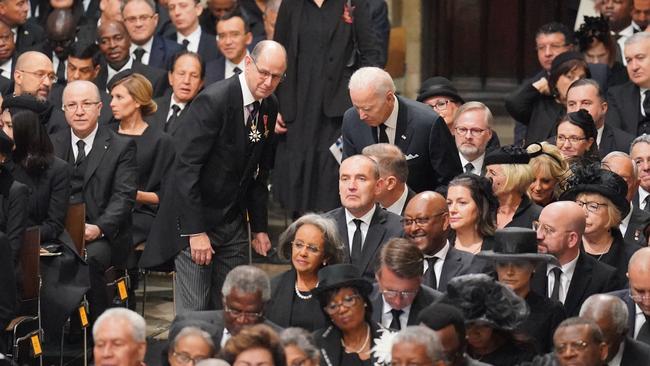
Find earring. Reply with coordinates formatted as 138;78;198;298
322;261;327;266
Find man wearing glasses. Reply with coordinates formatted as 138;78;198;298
451;102;494;176
13;50;55;101
531;201;619;317
370;238;442;331
552;317;609;366
611;247;650;345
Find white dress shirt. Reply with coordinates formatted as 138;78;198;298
220;328;230;348
107;58;134;87
383;185;409;216
379;95;399;144
619;203;633;237
238;72;261;126
177;26;202;53
423;241;450;289
640;187;650;211
546;253;579;304
345;205;376;254
381;296;411;330
640;88;649;117
596;125;604;146
608;340;625;366
459;153;485;175
634;304;646;339
71;124;98;160
0;57;12;78
52;53;67;81
130;37;154;65
224;51;249;79
166;94;187;122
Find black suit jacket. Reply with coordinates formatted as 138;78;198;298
531;252;619;316
15;22;46;53
342;96;461;192
96;61;170;98
51;126;138;266
148;35;184;70
599;124;635;158
432;245;483;292
141;76;277;267
606;81;643;135
203;56;225;86
0;168;28;260
147;92;193;136
621;336;650;365
326;206;403;278
370;283;442;328
0;75;12;96
164;28;220;64
625;205;650;248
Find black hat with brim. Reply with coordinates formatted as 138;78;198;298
477;227;558;265
417;76;465;104
484;145;531;166
312;264;373;300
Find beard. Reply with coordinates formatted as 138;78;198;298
459;144;480;159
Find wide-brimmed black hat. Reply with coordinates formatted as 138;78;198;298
559;163;630;218
445;274;529;331
484;145;531;166
312;264;372;300
416;76;465;104
477;227;557;264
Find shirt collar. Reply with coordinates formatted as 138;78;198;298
597;125;604;145
345;204;377;225
130;36;154;56
225;50;249;73
178;25;201;45
458;153;485;172
608;340;625;366
382;295;412;314
384;185;409;215
170;94;187;112
109;57;133;73
383;95;399;130
427;241;450;260
640;187;650;208
0;58;12;77
548;251;579;277
239;71;259;107
70;123;99;150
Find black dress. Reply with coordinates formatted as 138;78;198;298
266;270;328;331
519;290;567;353
116;125;175;244
505;195;542;230
469;341;535;366
584;229;640;288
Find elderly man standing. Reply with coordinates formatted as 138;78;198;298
93;308;147;366
580;294;650;365
391;326;447;366
612;247;650;345
142;41;286;313
341;66;460;193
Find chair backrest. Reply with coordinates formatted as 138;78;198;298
65;202;86;257
20;226;40;300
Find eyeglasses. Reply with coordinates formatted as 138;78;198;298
554;340;589;354
250;57;285;82
19;69;57;83
535;43;567;52
556;135;586;145
431;99;450;111
171;351;209;365
400;212;447;227
454;127;487;137
533;220;566;237
575;200;608;214
629;289;650;302
292;240;321;254
63;101;100;112
324;294;361;315
223;305;263;320
381;290;418;300
124;14;155;23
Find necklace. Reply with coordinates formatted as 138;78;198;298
294;282;318;300
341;325;370;354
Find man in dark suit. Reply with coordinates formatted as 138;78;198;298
602;151;650;248
606;32;650;135
203;10;252;86
532;201;620;317
612;247;650;345
361;143;414;215
122;0;183;71
42;9;77;85
96;20;169;97
631;135;650;214
452;102;494;176
148;50;204;134
165;0;219;63
327;155;403;279
141;41;285;313
567;79;634;157
0;18;16;86
51;80;137;323
552;318;609;366
580;294;650;365
403;191;480;292
342;67;461;193
169;265;282;351
0;0;45;53
370;238;442;331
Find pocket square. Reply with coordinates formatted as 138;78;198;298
405;154;419;160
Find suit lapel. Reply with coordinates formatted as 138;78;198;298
565;253;591;315
530;262;548;297
273;270;296;327
335;208;351;263
84;127;110;184
439;248;463;290
627;84;642;133
394;97;411;151
407;289;426;325
52;130;72;162
599;125;615;155
359;207;386;273
370;287;382;325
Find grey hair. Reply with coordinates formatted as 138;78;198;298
169;326;216;355
92;308;146;342
602;151;638;181
221;265;271;302
625;31;650;47
278;213;344;265
579;294;629;335
250;40;287;65
392;326;445;363
631;134;650;153
280;328;320;361
452;101;494;128
121;0;156;13
348;67;396;95
196;359;230;366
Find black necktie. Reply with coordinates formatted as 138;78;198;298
246;101;260;127
638;315;650;345
233;66;242;75
75;140;86;165
182;39;190;49
389;309;403;331
550;267;563;302
56;57;66;83
424;256;438;290
644;196;650;214
133;48;145;63
165;104;181;132
464;162;474;174
378;124;389;143
351;219;363;264
642;91;650;135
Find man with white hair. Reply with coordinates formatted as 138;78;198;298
342;66;461;193
391;325;446;366
452;102;493;176
93;308;147;366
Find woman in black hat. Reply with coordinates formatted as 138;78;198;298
555;110;599;162
559;163;642;283
505;51;590;145
575;15;628;88
477;228;567;354
484;145;542;229
445;274;536;366
312;264;378;366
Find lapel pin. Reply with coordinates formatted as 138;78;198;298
401;135;406;140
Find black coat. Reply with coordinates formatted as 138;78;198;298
621;337;650;366
505;195;542;229
605;81;643;135
15;22;46;54
520;290;567;354
0;232;15;332
141;76;277;267
273;0;381;121
147;92;194;136
369;283;443;327
599;124;635;158
203;56;226;87
624;205;650;248
505;83;564;145
51;126;138;266
163;28;220;64
0;167;28;261
148;35;184;70
342;96;461;193
313;322;380;366
531;252;620;316
327;206;403;279
433;245;484;292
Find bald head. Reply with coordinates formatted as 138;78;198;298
14;51;54;100
46;9;77;58
63;80;101;102
628;248;650;314
537;201;585;264
547;201;587;233
403;191;449;254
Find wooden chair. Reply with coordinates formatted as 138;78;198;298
5;226;43;366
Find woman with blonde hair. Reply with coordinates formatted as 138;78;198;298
526;142;569;207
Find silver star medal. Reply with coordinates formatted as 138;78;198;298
249;126;262;142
